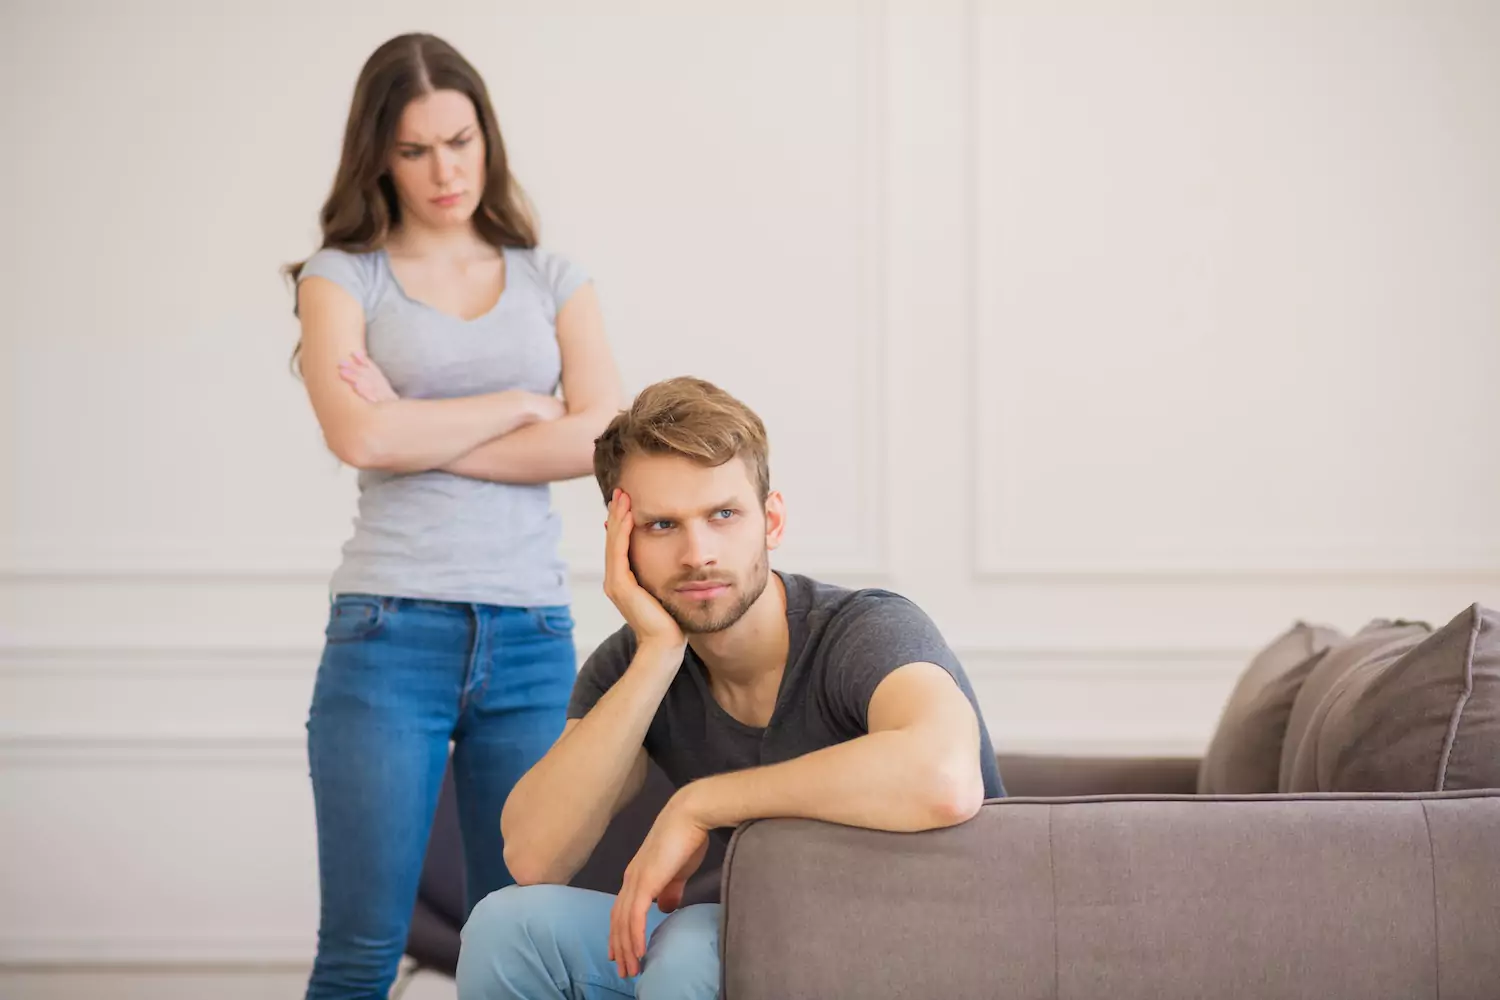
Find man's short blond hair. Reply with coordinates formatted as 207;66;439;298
592;376;770;505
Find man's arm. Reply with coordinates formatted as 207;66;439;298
500;489;691;886
605;661;987;978
500;640;678;886
677;661;987;833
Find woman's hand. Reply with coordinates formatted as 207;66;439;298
337;354;564;429
337;351;398;403
517;391;567;425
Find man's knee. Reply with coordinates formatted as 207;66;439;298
457;884;578;998
462;882;573;948
637;904;721;1000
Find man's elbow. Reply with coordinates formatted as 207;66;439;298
503;840;564;888
501;812;576;886
925;755;986;828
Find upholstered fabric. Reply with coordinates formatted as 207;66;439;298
722;792;1500;1000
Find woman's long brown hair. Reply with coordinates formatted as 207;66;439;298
285;34;537;365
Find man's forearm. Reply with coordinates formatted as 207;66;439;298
442;407;614;484
501;641;685;884
680;728;985;834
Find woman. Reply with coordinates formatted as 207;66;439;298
287;33;621;1000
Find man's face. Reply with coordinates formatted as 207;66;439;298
618;453;784;635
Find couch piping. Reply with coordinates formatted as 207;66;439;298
980;789;1498;806
1434;609;1480;791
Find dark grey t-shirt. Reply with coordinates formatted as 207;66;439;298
568;571;1005;902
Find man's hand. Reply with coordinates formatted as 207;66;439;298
607;794;709;978
604;489;686;653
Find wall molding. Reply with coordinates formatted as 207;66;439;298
0;638;1251;672
0;736;307;768
0;644;1237;764
0;3;894;587
960;0;1500;583
0;731;1206;768
0;935;315;967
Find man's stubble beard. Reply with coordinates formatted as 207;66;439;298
644;546;771;635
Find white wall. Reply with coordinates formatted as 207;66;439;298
4;1;1499;996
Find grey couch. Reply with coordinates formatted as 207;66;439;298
410;603;1500;998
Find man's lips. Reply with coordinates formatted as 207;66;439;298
675;581;730;597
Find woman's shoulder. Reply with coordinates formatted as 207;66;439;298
302;245;383;280
510;245;591;312
298;246;387;312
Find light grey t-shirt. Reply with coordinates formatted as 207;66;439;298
568;570;1005;903
298;245;588;607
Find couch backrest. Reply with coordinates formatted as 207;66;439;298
721;790;1500;1000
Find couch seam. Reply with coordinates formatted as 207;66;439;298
1420;801;1442;1000
1047;806;1060;1000
984;790;1499;805
1434;610;1480;791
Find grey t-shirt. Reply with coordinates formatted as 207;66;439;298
298;245;588;607
568;570;1005;903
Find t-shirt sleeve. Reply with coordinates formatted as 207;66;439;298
296;248;373;315
533;248;590;312
566;626;638;720
819;592;968;732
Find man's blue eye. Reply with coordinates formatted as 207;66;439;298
713;509;734;520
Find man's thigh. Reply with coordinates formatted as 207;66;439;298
460;884;690;999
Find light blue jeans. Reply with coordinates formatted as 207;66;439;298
457;884;721;999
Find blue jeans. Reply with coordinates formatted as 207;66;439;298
457;885;721;999
304;594;577;1000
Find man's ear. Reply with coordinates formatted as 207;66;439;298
763;491;786;551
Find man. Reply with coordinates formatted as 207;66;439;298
457;377;1004;999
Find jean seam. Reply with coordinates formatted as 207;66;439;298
575;973;636;997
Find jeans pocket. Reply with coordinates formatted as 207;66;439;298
324;594;385;643
529;605;575;638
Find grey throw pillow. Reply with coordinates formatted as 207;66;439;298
1280;619;1433;792
1197;622;1343;794
1305;604;1499;792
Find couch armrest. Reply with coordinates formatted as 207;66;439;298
996;753;1202;797
719;791;1500;1000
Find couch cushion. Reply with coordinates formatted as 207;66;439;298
1197;621;1343;794
1279;618;1431;791
1291;604;1500;792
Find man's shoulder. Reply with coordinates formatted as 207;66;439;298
784;571;934;635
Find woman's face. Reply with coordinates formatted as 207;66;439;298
387;88;487;231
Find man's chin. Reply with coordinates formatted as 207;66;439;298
666;602;733;636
